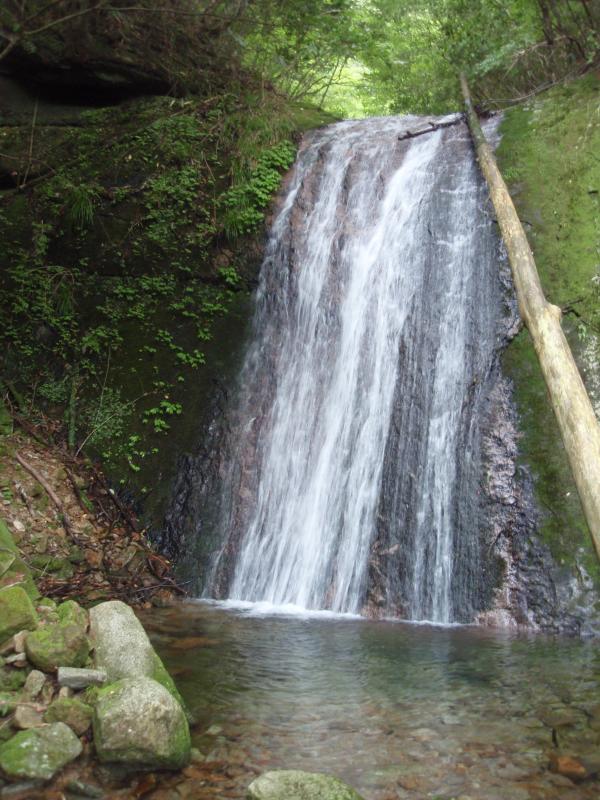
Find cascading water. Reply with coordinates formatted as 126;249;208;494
206;114;507;623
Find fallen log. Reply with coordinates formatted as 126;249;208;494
398;114;464;141
460;73;600;562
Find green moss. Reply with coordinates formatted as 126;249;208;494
498;72;600;583
30;555;74;580
44;697;93;735
0;584;38;643
0;520;18;556
25;622;90;672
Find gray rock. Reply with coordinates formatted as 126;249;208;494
0;721;82;780
89;601;182;705
93;677;190;769
23;669;46;699
13;703;45;729
247;770;365;800
57;666;107;689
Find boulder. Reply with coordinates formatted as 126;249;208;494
93;677;190;769
25;621;90;672
44;697;93;735
0;722;82;780
0;585;38;644
89;601;183;706
247;771;365;800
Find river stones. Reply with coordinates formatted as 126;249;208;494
89;600;183;705
0;722;82;780
0;585;38;643
247;770;365;800
93;677;190;769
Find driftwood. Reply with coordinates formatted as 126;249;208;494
398;115;463;141
460;73;600;562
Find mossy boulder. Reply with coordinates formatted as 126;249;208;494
247;771;365;800
93;677;190;769
0;721;82;780
0;584;38;644
25;621;90;672
89;600;184;708
44;697;93;735
0;523;39;600
57;600;88;629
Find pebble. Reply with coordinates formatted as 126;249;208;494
14;704;45;729
4;653;27;668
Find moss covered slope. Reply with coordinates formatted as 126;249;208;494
498;72;600;584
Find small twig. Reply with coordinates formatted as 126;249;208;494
14;451;81;544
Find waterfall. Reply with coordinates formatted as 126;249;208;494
207;115;506;623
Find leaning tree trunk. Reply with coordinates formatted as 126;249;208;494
460;73;600;563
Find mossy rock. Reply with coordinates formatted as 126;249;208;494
0;721;82;780
0;520;18;556
0;667;26;692
30;554;75;580
89;600;185;711
44;697;93;735
0;584;38;644
25;621;90;672
93;677;190;769
247;771;365;800
57;600;88;629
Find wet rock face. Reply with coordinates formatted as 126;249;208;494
479;372;600;635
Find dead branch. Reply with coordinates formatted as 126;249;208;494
398;115;464;141
14;451;81;544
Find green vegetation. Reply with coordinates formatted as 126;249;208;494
0;0;598;525
498;73;600;582
0;89;329;490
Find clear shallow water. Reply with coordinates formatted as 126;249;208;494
144;603;600;800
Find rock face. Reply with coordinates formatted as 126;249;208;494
93;677;190;769
0;721;82;780
247;771;365;800
89;601;182;704
0;585;38;643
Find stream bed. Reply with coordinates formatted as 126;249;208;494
142;602;600;800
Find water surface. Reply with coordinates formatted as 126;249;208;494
145;603;600;799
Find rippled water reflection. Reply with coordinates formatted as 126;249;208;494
143;603;600;799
